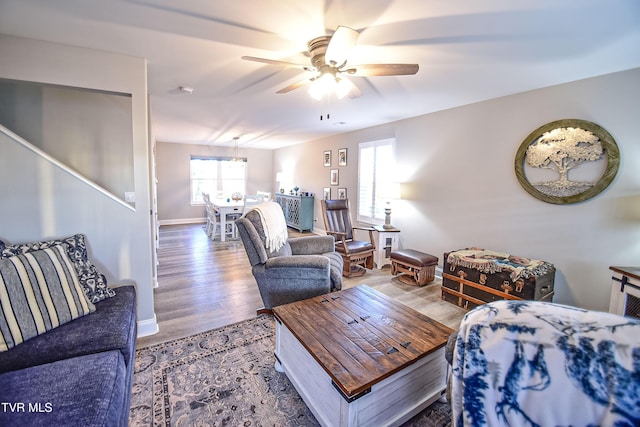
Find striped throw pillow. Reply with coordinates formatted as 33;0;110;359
0;244;96;351
1;234;115;303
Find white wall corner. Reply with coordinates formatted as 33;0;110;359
435;265;444;279
313;226;327;235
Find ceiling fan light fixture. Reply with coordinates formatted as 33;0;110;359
308;79;324;100
309;73;335;100
308;73;353;100
335;77;351;99
242;25;416;101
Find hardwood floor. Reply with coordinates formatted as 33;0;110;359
136;223;467;348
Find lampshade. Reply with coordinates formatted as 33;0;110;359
379;182;401;200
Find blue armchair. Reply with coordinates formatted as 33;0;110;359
235;207;343;313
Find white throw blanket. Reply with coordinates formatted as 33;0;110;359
246;201;288;252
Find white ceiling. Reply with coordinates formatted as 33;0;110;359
1;0;639;149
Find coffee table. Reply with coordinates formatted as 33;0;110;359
272;285;453;427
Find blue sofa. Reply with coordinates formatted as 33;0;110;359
0;285;137;426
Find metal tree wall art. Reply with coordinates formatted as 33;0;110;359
526;127;603;196
515;119;619;204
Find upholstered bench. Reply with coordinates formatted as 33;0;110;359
390;249;438;286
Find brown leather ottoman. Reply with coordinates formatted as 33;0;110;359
391;249;438;286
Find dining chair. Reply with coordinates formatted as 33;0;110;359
243;194;265;215
256;191;272;201
202;192;216;237
203;192;235;241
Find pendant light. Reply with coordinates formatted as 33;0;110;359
232;136;241;162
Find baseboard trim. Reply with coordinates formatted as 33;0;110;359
312;226;326;235
159;218;206;226
137;314;159;338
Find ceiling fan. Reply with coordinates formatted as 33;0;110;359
241;26;419;99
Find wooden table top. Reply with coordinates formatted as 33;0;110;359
610;266;640;282
273;285;454;399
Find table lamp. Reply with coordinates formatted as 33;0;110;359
380;182;401;229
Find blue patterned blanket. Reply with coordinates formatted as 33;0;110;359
451;300;640;426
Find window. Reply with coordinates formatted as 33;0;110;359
190;157;246;204
357;138;395;224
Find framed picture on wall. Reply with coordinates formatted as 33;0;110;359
330;169;339;185
338;148;347;166
337;188;347;199
323;150;331;167
323;187;331;200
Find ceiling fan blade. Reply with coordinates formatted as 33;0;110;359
325;26;359;67
241;56;310;71
276;78;311;94
348;63;419;76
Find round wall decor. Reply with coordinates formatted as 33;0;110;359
514;119;620;204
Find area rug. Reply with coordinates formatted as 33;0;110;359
129;315;451;426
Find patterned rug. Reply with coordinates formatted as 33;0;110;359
129;315;451;426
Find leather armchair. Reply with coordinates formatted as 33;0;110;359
235;209;343;313
321;199;376;277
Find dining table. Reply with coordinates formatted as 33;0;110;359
212;199;244;242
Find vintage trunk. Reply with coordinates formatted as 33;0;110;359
441;248;556;310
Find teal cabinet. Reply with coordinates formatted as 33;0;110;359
275;193;314;232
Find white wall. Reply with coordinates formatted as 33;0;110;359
0;80;135;201
156;141;274;223
0;35;157;336
274;68;640;312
